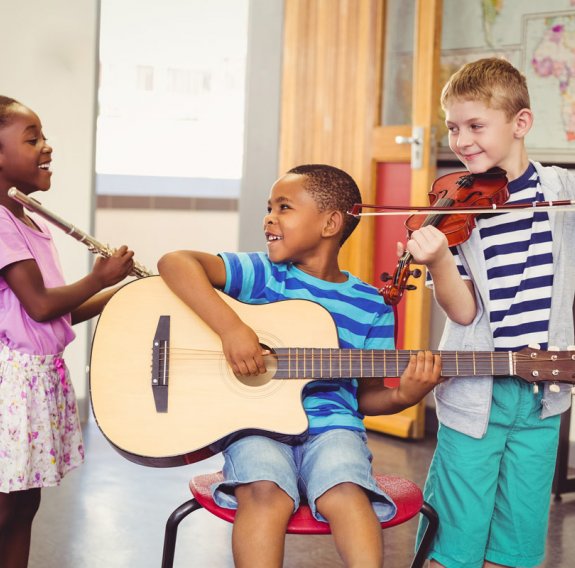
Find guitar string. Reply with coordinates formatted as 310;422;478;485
166;348;565;360
160;350;570;381
164;349;572;374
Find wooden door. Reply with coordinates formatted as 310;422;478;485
279;0;442;439
363;0;443;439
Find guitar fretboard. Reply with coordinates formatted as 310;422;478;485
272;349;514;379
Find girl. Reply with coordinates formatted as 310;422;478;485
0;95;135;568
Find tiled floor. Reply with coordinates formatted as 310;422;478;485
28;419;575;567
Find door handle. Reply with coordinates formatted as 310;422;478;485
395;126;424;170
394;135;421;145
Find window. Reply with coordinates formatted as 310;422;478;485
96;0;248;198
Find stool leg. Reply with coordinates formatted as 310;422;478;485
410;501;439;568
161;499;203;568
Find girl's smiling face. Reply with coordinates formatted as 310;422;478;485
0;104;52;193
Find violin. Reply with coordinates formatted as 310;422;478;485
380;167;509;306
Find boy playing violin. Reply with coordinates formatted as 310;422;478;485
404;57;575;567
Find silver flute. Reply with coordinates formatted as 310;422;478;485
8;187;153;278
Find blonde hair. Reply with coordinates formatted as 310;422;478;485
441;58;530;120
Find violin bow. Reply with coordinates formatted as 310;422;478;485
349;200;575;217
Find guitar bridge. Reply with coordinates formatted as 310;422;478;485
152;315;170;413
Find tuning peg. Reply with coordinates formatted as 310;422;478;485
410;268;422;278
406;285;417;291
547;346;560;360
533;384;539;394
528;344;541;358
380;272;392;282
549;383;561;393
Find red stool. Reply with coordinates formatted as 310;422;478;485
161;471;438;567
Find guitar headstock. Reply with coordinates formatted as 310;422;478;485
515;345;575;386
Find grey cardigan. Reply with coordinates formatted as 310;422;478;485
434;162;575;438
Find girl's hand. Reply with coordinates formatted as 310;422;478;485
91;245;134;288
220;321;269;377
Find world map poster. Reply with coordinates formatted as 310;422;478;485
439;0;575;162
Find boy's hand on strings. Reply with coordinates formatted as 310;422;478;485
91;245;134;288
220;321;269;377
396;351;442;407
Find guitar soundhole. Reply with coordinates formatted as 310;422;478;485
234;344;278;387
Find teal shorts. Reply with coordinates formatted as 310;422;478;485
417;377;561;568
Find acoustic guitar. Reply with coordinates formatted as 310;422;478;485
89;276;575;467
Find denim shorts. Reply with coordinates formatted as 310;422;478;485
211;428;397;523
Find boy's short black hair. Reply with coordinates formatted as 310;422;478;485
0;96;21;128
287;164;361;245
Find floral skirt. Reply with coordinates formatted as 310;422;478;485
0;344;84;492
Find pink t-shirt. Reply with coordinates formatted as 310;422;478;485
0;206;75;355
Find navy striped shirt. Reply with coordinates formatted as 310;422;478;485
219;252;394;434
446;164;553;351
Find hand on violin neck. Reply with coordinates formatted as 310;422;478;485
407;226;477;325
405;226;451;269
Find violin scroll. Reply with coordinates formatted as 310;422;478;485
379;252;422;306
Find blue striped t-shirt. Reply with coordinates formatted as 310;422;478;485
219;252;394;434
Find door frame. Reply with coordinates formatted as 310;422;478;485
364;0;443;439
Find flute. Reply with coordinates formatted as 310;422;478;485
8;187;153;278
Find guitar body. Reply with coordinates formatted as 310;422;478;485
91;277;575;467
90;276;339;467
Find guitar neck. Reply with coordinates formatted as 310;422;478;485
272;348;514;379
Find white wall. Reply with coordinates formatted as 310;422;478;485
0;1;99;418
239;0;284;250
95;209;239;270
0;1;264;421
